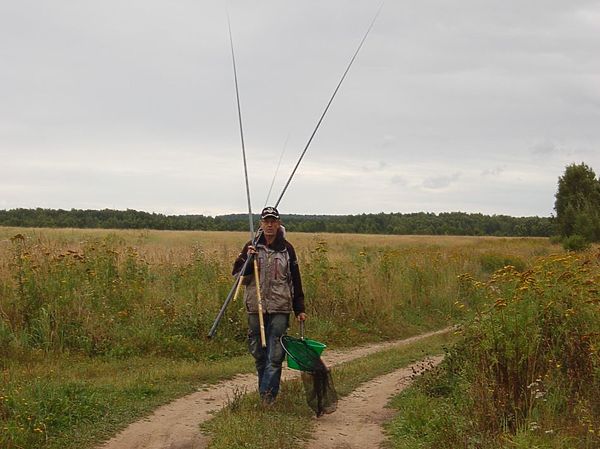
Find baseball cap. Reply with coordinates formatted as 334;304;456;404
260;206;280;219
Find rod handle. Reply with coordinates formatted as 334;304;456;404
233;275;244;301
253;258;267;348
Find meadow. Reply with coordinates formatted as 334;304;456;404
0;226;564;448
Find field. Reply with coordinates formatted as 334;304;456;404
3;226;595;448
0;227;555;357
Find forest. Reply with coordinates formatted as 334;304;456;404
0;208;553;237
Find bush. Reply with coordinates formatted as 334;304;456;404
562;234;590;252
389;251;600;447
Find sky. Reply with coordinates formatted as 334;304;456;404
1;0;599;218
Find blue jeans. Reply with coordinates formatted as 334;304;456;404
247;313;289;401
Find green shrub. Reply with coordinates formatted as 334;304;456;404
388;251;600;447
562;234;590;252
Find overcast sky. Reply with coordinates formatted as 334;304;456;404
1;1;599;217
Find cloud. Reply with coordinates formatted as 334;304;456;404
531;141;563;156
481;166;506;177
390;175;407;185
361;160;389;172
378;135;397;149
422;172;461;190
1;1;599;217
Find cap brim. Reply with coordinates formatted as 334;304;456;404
261;214;280;219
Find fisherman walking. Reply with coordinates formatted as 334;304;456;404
232;206;306;405
209;4;381;411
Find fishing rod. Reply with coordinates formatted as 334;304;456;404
275;2;384;207
207;134;288;340
207;12;267;346
228;11;254;241
264;133;290;209
208;3;383;338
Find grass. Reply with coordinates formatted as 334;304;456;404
0;228;556;360
201;331;456;449
0;353;256;449
384;247;600;448
0;227;561;448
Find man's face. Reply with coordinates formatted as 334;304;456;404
261;217;281;237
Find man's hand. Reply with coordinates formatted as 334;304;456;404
296;313;307;322
247;245;257;256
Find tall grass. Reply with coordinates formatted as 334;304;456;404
386;248;600;448
0;229;555;359
1;232;245;360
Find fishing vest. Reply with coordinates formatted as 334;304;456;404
244;243;294;314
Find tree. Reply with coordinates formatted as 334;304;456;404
554;162;600;242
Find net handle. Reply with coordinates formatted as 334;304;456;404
300;320;305;340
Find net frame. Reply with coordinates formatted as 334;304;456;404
280;334;338;417
280;335;323;372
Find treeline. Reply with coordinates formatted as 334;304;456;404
0;208;553;237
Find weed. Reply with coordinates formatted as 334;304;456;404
386;249;600;448
225;386;247;413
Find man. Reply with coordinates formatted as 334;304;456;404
232;206;306;405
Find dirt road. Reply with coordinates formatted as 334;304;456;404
98;329;449;449
303;356;442;449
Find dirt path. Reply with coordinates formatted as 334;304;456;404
98;328;449;449
304;356;443;449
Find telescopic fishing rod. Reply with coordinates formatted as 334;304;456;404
208;3;384;339
264;133;290;209
207;13;267;346
228;13;254;242
275;2;384;207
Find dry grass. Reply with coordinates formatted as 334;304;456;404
0;227;559;358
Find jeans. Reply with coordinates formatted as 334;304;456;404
247;313;289;401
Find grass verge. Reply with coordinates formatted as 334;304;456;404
1;354;255;449
201;331;456;449
384;250;600;449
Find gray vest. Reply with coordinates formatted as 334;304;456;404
244;244;294;314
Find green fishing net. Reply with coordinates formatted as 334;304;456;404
280;335;338;417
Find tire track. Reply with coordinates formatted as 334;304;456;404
98;328;450;449
303;356;443;449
